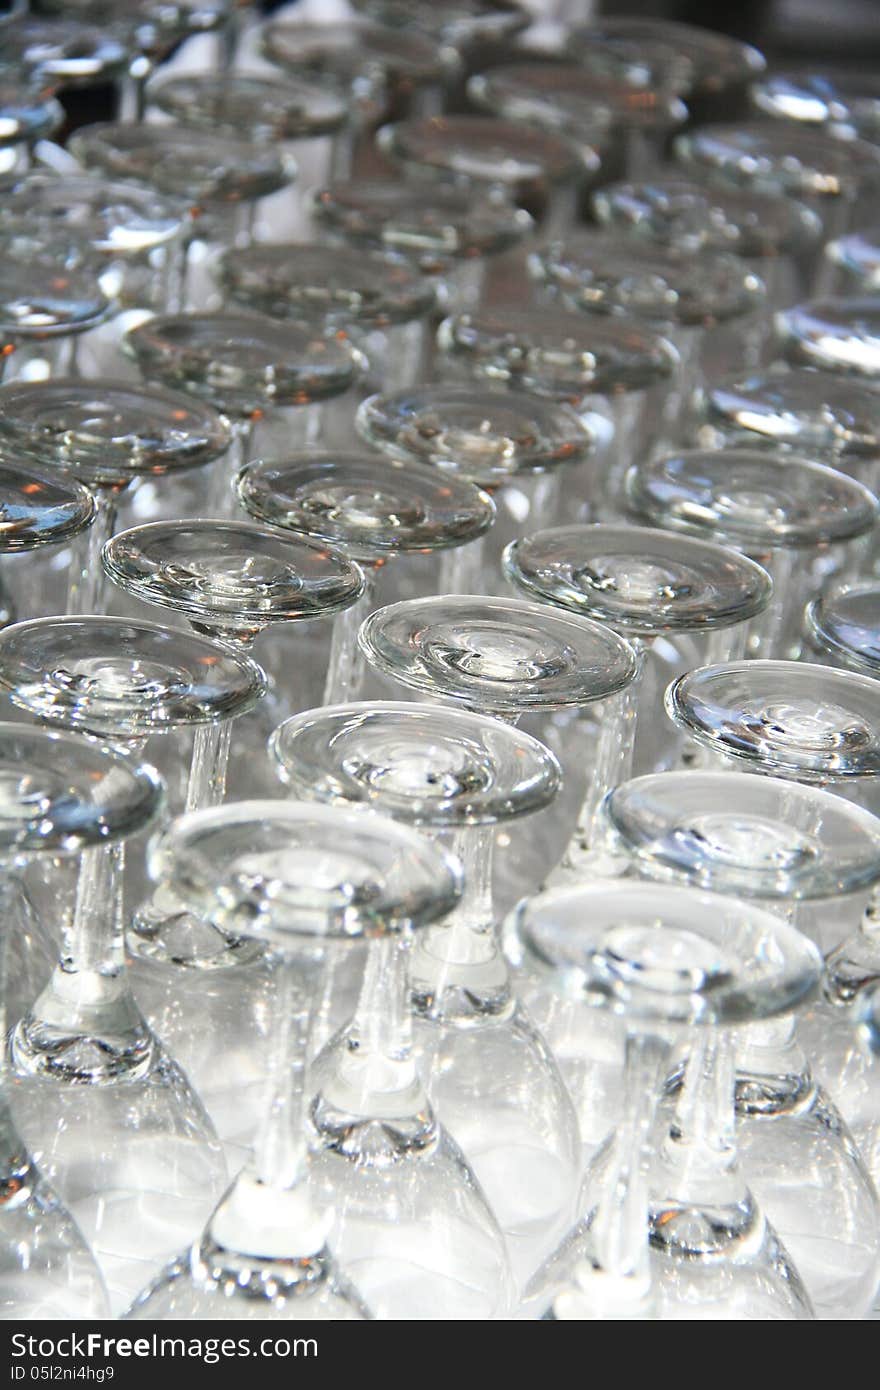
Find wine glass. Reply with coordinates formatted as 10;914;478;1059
125;800;502;1322
67;121;295;306
467;62;684;184
260;18;459;179
0;228;115;384
271;700;580;1282
347;0;529;50
591;178;822;307
750;66;880;144
236;451;495;703
665;658;880;790
503;523;772;874
777;297;880;383
569;16;765;107
510;879;819;1320
597;769;880;1319
125;311;364;510
148;72;348;241
0;171;191;324
694;364;880;487
673;123;880;242
99;519;363;1148
626;448;879;659
0;458;96;622
529;231;767;406
0;75;62;172
0;722;168;1319
435;305;679;519
0;615;266;1308
219;242;436;396
0;377;231;614
380;113;596;237
309;180;533;316
356;383;597;591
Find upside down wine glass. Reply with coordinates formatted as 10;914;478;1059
124;801;499;1322
0;377;231;614
100;519;364;1149
271;701;580;1282
595;769;880;1320
236;451;495;705
125;311;364;515
626;448;879;659
511;880;820;1320
0;459;96;625
798;583;880;1192
356;383;597;593
503;523;772;877
0;724;167;1320
0;615;265;1308
436;306;679;520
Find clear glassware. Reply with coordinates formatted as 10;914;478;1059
627;448;879;658
529;231;766;409
124;800;498;1322
219;242;435;395
777;296;880;382
0;722;171;1319
597;770;880;1319
380;113;596;237
591;178;822;307
0;171;191;323
569;17;765;102
508;879;819;1321
68;122;296;305
0;17;131;98
823;229;880;297
436;305;679;519
309;180;533;315
0;76;62;170
665;658;880;787
467;62;684;183
0;458;96;621
356;383;596;589
236;451;495;702
148;72;348;240
125;311;364;506
347;0;529;50
0;615;266;1307
0;377;231;614
750;66;880;144
799;582;880;1193
99;520;360;1151
271;701;579;1283
358;591;638;911
0;230;115;384
694;364;880;485
503;523;772;872
673;123;880;242
260;18;458;179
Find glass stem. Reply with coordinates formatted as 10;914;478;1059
659;1027;742;1207
207;947;331;1261
748;549;798;658
185;722;233;813
556;1030;667;1317
12;842;150;1081
600;391;645;521
559;658;644;876
322;576;374;706
210;418;253;517
410;826;505;1026
66;486;120;615
438;535;487;596
320;934;422;1114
